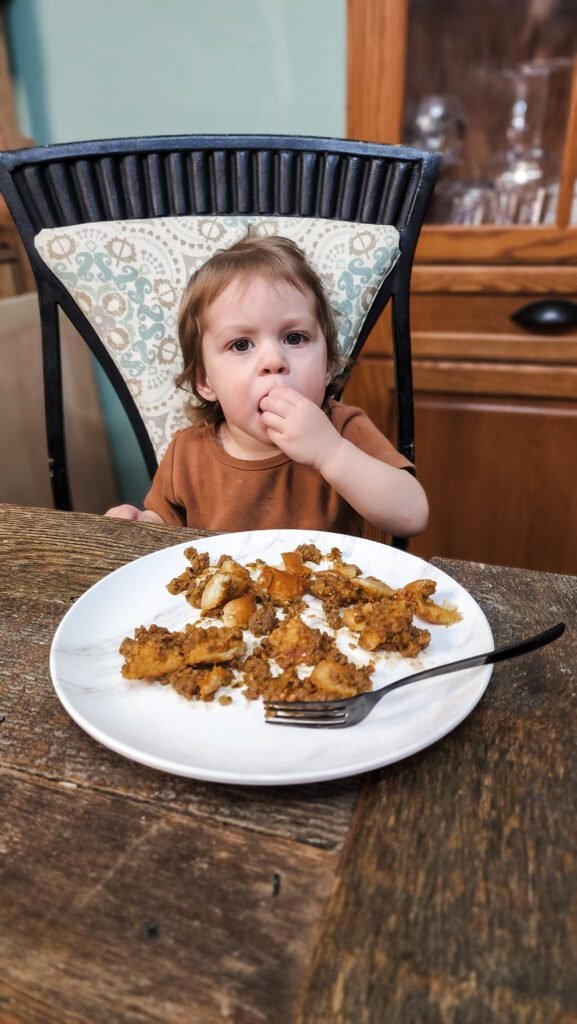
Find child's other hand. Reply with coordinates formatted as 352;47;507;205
259;387;341;470
104;504;165;524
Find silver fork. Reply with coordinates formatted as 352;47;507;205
264;622;566;728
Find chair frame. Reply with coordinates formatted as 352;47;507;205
0;134;440;531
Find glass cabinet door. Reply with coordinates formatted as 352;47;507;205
401;0;577;225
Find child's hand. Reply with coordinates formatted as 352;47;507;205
259;387;342;470
104;504;165;524
261;386;429;536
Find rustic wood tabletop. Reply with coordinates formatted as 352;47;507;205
1;503;575;1024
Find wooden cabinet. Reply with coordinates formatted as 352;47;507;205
344;267;577;573
346;0;577;573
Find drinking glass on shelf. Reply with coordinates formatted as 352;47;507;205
407;93;475;224
489;58;572;225
408;93;467;169
426;178;497;225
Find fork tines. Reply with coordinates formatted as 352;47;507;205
265;701;347;728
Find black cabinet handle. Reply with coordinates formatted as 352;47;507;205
512;298;577;332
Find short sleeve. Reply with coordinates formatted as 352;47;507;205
330;401;415;474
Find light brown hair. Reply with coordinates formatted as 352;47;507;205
176;232;344;424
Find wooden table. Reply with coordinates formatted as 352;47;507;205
1;504;576;1024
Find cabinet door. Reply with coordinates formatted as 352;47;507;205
348;0;577;231
411;392;577;574
343;358;577;574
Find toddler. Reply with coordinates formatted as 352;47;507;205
105;233;428;537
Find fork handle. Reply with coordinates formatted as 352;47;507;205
380;621;566;696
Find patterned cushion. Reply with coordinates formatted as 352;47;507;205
35;215;400;459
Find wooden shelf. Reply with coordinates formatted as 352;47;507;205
417;226;577;265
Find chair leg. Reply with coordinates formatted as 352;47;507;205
390;287;415;553
38;287;72;510
391;287;415;466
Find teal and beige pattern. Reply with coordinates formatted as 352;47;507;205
35;216;400;459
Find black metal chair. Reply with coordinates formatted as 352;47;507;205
0;134;439;542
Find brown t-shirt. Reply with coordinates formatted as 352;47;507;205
144;400;413;534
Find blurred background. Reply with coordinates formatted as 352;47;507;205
2;0;576;574
1;0;345;508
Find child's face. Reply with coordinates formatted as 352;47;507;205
196;274;330;457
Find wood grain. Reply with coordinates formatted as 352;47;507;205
346;273;577;573
412;359;577;401
410;394;577;573
412;263;577;295
298;561;577;1024
403;333;577;365
0;773;338;1024
3;506;577;1023
345;0;577;578
0;505;361;851
360;300;577;361
416;226;577;265
410;293;577;343
345;357;577;573
556;57;577;229
0;505;364;1022
346;0;408;143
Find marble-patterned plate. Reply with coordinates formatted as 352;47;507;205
49;529;493;786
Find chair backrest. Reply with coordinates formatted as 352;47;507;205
0;135;440;533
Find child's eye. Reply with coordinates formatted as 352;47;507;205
284;331;307;346
230;338;252;352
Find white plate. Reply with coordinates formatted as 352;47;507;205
50;529;493;786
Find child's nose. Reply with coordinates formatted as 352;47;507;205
258;341;289;375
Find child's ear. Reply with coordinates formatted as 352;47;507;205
195;371;218;402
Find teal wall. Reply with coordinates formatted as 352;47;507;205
6;0;346;503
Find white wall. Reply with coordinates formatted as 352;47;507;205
8;0;345;142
